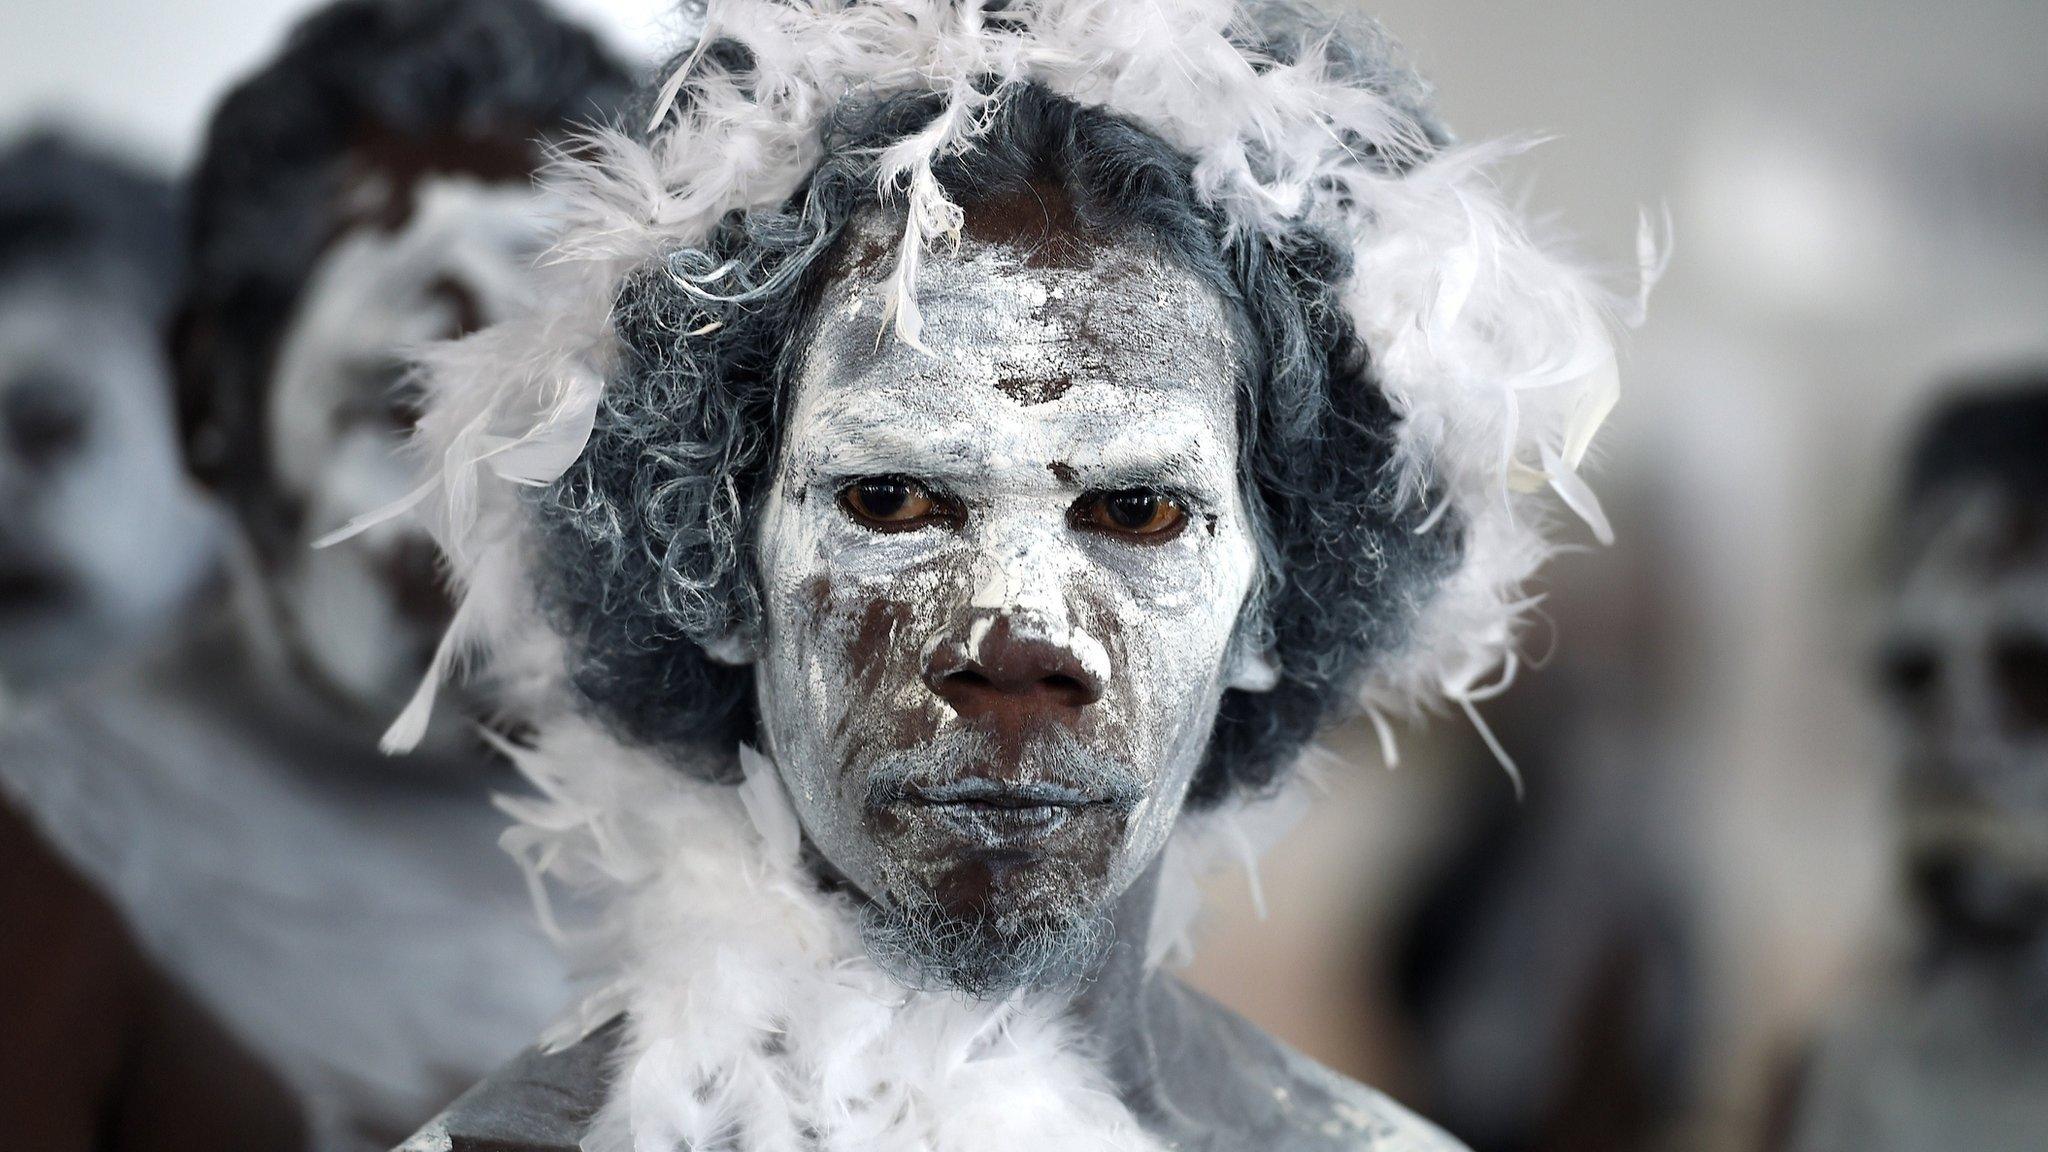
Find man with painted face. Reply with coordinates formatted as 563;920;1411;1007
390;2;1635;1149
0;134;219;702
0;131;283;1152
1780;380;2048;1152
0;2;631;1149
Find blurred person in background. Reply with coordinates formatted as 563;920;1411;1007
0;1;631;1148
0;129;289;1152
1778;379;2048;1152
0;134;219;705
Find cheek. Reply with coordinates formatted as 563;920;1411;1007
824;583;944;765
1090;528;1257;713
762;528;962;749
300;433;424;534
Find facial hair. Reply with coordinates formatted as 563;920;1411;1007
854;727;1144;996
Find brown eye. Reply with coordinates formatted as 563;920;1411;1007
1078;489;1187;541
840;477;943;530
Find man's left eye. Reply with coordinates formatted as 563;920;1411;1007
1075;490;1188;541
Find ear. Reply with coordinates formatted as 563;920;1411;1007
700;628;760;667
1226;643;1280;692
1224;607;1280;692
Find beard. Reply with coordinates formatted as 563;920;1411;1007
852;726;1142;996
858;888;1115;997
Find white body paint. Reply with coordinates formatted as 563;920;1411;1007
368;4;1633;1144
476;718;1467;1152
268;177;549;715
751;211;1266;954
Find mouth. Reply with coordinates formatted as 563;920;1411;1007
893;776;1126;844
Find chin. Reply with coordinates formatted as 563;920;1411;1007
860;870;1118;997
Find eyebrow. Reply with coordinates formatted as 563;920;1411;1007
789;403;1228;505
784;410;1000;487
1053;446;1229;510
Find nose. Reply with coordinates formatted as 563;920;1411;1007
924;615;1106;723
2;373;91;473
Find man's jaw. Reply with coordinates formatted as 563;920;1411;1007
824;726;1146;995
857;881;1117;998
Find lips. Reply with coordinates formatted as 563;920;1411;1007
892;775;1126;845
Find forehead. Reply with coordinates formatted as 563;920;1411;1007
303;177;546;326
790;209;1240;453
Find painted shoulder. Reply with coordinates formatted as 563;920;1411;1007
396;1021;618;1151
1148;978;1471;1152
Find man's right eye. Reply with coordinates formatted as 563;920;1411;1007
838;478;953;531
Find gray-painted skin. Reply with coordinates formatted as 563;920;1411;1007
752;207;1269;996
405;946;1464;1152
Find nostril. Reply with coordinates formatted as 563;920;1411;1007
924;620;1106;714
1041;673;1098;707
934;665;1100;709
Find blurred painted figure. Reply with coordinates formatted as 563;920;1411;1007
0;134;219;700
1782;379;2048;1152
0;130;285;1152
0;2;631;1149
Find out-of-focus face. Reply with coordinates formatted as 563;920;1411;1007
752;203;1271;993
0;279;218;691
266;175;546;717
1882;484;2048;939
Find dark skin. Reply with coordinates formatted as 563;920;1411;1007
0;800;305;1152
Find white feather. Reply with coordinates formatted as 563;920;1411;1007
736;743;802;865
1541;441;1614;546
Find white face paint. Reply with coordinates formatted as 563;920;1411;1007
752;206;1268;978
1884;484;2048;930
267;176;547;715
0;280;219;690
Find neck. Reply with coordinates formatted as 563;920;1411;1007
1070;860;1168;1100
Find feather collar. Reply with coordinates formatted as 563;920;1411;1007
495;719;1306;1151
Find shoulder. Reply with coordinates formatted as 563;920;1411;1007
398;1021;619;1152
1275;1045;1470;1152
1145;978;1471;1152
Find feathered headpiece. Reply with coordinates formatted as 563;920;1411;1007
353;0;1652;776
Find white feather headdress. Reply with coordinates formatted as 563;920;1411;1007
361;0;1651;765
